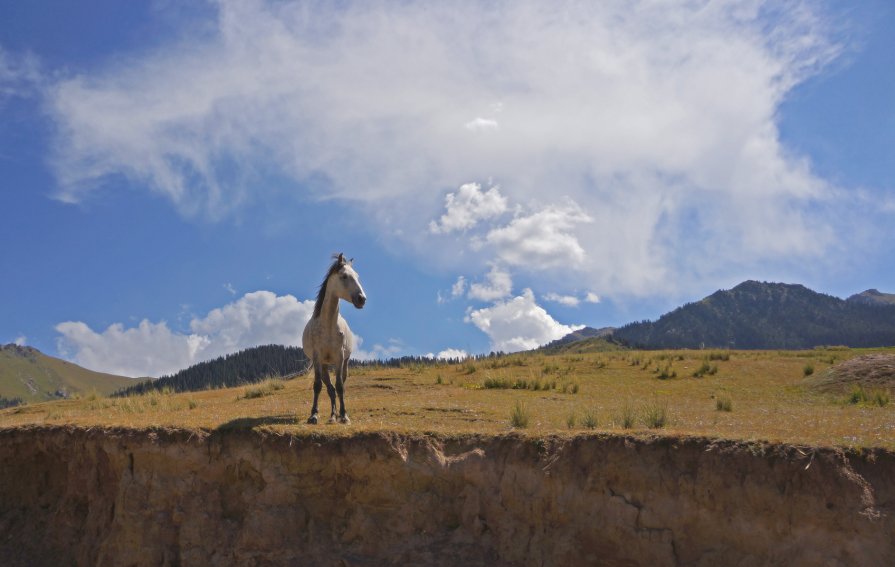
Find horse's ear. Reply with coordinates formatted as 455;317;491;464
337;253;345;264
349;257;354;264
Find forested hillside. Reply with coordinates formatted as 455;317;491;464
611;281;895;349
114;345;310;396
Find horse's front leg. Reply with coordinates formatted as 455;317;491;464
307;361;323;424
336;358;350;424
320;366;338;423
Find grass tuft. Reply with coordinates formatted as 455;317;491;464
715;396;733;412
582;409;598;429
510;400;529;428
642;401;668;429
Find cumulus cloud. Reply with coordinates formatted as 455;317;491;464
13;335;27;346
466;289;583;352
467;265;513;302
436;348;468;360
429;183;508;234
44;1;853;295
485;201;592;268
543;292;580;307
584;292;601;304
56;291;315;377
353;337;403;361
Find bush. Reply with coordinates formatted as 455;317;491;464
566;411;576;429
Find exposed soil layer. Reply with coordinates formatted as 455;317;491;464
0;426;893;566
808;354;895;393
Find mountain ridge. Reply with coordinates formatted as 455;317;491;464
609;281;895;349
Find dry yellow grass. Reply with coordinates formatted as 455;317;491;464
1;347;893;449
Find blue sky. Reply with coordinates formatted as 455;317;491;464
1;1;893;377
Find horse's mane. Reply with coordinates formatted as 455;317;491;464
313;255;346;319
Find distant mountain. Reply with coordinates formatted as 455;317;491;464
114;344;309;396
847;289;895;307
538;327;619;353
0;344;133;403
611;281;895;350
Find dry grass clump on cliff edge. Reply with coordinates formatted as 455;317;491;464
1;347;894;450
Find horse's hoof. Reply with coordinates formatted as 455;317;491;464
339;415;351;425
307;415;318;425
327;415;338;424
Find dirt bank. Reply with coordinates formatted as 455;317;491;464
0;426;892;566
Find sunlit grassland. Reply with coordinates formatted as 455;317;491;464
1;348;893;450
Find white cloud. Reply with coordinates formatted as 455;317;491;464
543;292;580;307
56;290;315;377
429;183;508;234
468;265;513;301
465;289;583;353
584;292;601;304
353;337;403;361
44;1;854;295
436;348;468;360
13;335;27;346
464;117;499;132
223;282;236;295
485;201;592;268
451;276;467;298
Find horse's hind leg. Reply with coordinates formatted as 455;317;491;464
307;362;323;424
336;358;350;424
320;366;338;423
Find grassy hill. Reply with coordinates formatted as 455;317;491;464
611;281;895;349
0;344;133;403
1;346;893;450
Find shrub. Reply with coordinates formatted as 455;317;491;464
803;364;814;377
566;411;576;429
510;400;529;428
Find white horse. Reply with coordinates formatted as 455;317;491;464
302;253;367;424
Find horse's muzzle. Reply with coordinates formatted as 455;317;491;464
353;294;366;309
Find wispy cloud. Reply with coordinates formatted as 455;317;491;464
44;0;853;296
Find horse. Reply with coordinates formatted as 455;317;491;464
302;253;367;424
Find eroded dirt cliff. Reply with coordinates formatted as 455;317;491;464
0;426;892;566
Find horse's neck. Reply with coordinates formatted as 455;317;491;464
319;285;341;328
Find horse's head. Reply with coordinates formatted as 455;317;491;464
329;253;367;309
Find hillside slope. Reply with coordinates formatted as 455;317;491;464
0;344;132;402
611;281;895;349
